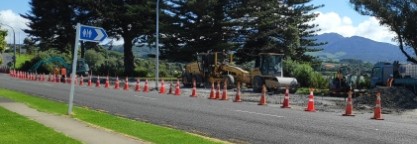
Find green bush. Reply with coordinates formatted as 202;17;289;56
284;59;329;89
309;72;329;89
135;68;149;77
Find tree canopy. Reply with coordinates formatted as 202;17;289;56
234;0;324;63
350;0;417;63
21;0;325;76
0;27;7;53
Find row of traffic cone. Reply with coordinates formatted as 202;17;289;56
7;71;385;120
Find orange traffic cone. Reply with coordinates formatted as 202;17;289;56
114;77;120;89
208;82;215;99
190;79;197;97
305;88;316;112
47;74;51;82
135;78;140;92
220;80;228;100
67;75;71;84
88;75;92;87
160;80;166;94
123;77;129;91
215;81;220;99
174;79;181;96
80;75;84;86
233;82;242;102
74;75;78;84
96;76;101;87
371;92;384;120
143;79;149;93
281;87;291;108
105;76;110;88
258;85;267;105
342;90;355;116
168;81;173;94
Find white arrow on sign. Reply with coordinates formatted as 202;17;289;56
94;29;104;41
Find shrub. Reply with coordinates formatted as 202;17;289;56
284;59;329;89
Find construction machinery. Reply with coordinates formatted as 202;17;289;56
181;51;250;88
250;53;298;92
29;57;89;76
329;65;369;96
371;61;417;93
181;52;298;92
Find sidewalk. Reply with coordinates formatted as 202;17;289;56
0;97;146;144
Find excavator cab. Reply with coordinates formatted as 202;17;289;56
255;53;283;76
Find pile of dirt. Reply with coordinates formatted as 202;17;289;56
354;87;417;112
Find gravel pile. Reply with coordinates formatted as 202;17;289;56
353;87;417;112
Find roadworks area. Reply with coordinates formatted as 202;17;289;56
182;86;417;120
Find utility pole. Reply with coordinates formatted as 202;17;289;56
155;0;160;90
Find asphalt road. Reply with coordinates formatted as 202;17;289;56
1;73;417;144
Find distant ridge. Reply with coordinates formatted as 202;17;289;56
311;33;408;63
107;32;410;63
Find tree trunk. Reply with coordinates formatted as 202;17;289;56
123;36;135;76
397;32;417;64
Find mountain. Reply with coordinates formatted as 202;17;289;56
311;33;408;63
107;33;410;63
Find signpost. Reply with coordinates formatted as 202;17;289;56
68;23;107;115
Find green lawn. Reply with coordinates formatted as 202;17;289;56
0;89;226;144
15;54;33;68
0;106;81;144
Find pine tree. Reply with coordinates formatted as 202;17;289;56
91;0;156;76
234;0;324;63
161;0;241;62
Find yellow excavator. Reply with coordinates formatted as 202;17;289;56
181;52;298;92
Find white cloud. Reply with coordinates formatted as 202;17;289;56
0;9;30;44
311;11;396;44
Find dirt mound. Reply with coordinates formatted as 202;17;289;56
354;87;417;112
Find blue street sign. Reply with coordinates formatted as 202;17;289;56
79;25;108;42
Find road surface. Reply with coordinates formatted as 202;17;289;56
0;73;416;144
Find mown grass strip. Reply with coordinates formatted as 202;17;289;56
0;89;225;144
15;54;34;68
0;106;81;144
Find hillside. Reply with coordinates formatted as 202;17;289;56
107;33;411;63
312;33;408;63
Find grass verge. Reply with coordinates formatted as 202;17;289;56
15;54;33;68
0;106;81;144
0;89;224;144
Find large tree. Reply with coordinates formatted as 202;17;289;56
234;0;323;63
350;0;417;63
161;0;242;62
91;0;156;76
21;0;75;51
0;27;6;53
21;0;98;57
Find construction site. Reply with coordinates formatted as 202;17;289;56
3;63;417;121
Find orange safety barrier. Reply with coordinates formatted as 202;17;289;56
233;82;242;102
371;92;384;120
305;88;316;112
342;90;355;116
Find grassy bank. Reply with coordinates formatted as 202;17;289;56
0;89;225;144
0;106;81;144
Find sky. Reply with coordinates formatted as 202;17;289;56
0;0;396;45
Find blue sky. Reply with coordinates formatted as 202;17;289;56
0;0;395;45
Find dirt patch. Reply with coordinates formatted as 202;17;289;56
354;86;417;113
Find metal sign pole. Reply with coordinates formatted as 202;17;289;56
68;23;81;115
